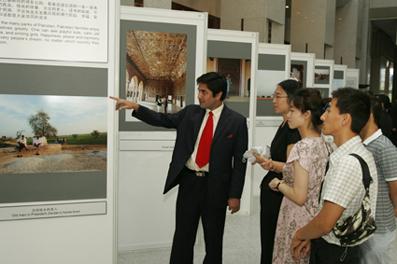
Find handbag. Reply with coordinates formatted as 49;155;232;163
332;153;376;246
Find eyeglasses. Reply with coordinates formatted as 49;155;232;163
272;94;288;99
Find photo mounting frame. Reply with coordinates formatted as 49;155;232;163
207;28;258;119
332;64;348;92
256;43;290;117
346;68;360;89
118;6;207;132
290;52;315;88
313;59;334;98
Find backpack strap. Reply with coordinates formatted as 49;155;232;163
349;153;372;191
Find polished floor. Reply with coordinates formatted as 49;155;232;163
118;196;397;264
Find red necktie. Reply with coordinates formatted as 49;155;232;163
195;111;213;168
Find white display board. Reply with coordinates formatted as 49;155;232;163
252;116;282;196
117;6;207;253
314;59;334;98
290;52;315;88
332;64;348;92
346;68;360;89
0;0;108;62
0;1;116;264
256;43;290;96
207;28;258;215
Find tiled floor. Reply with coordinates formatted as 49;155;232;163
118;197;261;264
118;197;397;264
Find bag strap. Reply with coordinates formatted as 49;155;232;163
349;153;372;191
318;153;372;203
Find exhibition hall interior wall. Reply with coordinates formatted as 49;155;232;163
0;2;366;263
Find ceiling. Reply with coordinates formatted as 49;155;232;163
126;30;187;81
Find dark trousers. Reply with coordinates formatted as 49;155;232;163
310;238;360;264
170;169;227;264
260;176;284;264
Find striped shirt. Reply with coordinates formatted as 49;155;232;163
364;129;397;233
321;136;378;246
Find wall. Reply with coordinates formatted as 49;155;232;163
220;0;286;44
290;0;328;57
0;2;117;263
334;0;359;67
370;0;397;8
173;0;220;16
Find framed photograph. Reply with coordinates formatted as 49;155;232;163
0;94;107;174
346;68;360;89
290;52;315;88
119;7;207;132
0;63;108;206
332;64;348;92
290;63;305;88
207;29;258;119
314;59;334;94
256;43;290;117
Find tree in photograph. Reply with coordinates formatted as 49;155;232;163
91;130;100;138
28;111;58;137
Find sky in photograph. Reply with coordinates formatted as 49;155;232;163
0;95;107;138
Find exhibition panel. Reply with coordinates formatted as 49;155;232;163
332;64;348;92
207;28;258;215
313;59;335;98
290;52;316;88
0;1;117;264
256;43;291;117
117;6;207;252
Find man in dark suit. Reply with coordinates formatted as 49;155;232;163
110;72;248;264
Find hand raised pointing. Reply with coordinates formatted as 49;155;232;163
109;96;139;111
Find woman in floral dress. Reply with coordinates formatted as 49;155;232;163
269;88;329;264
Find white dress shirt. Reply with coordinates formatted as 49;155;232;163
185;103;224;172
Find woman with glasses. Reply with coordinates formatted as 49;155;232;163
269;88;329;264
255;79;301;264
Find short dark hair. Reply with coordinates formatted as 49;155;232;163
196;72;227;100
290;88;324;131
332;88;370;134
278;79;300;99
370;96;393;137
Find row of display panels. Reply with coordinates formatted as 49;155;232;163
0;4;360;215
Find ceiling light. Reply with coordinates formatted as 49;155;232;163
286;5;289;8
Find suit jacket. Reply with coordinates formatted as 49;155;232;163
132;104;248;207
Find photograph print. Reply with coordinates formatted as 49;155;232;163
314;66;331;85
0;95;107;175
207;57;251;101
125;30;187;120
291;63;305;88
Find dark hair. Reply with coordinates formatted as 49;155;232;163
332;88;370;134
196;72;227;100
370;96;393;138
375;94;391;111
278;79;300;99
290;88;324;131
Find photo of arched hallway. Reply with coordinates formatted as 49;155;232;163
125;30;187;117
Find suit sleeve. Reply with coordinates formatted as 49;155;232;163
132;105;188;129
229;117;248;199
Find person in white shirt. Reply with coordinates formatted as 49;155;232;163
359;97;397;264
291;88;378;264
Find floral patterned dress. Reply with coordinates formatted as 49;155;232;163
272;137;329;264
